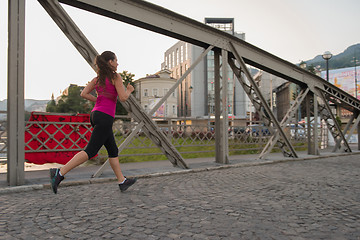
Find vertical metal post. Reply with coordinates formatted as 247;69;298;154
326;60;329;82
358;121;360;150
306;92;313;154
214;50;222;163
7;0;25;185
306;92;318;155
313;95;319;155
221;49;229;163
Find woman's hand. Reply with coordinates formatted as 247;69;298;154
126;84;134;93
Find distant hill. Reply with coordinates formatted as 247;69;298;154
0;99;49;112
302;43;360;70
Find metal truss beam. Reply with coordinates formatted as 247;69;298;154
339;113;360;152
259;88;309;159
316;89;351;152
55;0;360;114
38;0;98;69
55;0;360;156
334;114;355;151
39;0;188;169
323;85;360;112
228;42;298;158
228;57;291;157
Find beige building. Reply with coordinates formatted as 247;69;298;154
134;69;178;118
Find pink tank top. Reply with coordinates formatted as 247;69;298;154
92;78;118;117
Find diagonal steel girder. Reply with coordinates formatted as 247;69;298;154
38;0;188;169
330;112;355;152
316;89;351;152
339;113;360;152
259;88;310;159
227;57;293;157
228;42;298;158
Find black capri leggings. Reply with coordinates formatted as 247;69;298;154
84;111;118;159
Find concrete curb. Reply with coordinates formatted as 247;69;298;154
1;152;360;195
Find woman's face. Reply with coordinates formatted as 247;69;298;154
108;57;118;71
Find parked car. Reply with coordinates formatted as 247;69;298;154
287;124;306;139
228;127;246;134
246;124;270;137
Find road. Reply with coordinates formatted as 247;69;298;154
0;155;359;239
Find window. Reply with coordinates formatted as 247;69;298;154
180;45;184;63
176;48;179;66
208;81;214;91
144;105;148;112
153;88;158;97
165;56;168;69
168;54;172;68
208;59;214;68
172;105;176;114
208;72;214;79
143;89;148;97
165;104;168;116
185;43;188;60
172;52;175;69
172;90;176;98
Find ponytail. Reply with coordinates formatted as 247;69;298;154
94;51;117;86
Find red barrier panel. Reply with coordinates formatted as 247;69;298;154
25;112;93;164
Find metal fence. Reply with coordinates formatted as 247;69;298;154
108;116;315;161
0;111;7;161
0;113;329;163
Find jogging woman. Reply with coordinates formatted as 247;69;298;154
50;51;137;194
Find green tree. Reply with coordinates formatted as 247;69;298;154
46;71;135;115
120;70;135;87
306;65;316;74
46;85;92;114
116;71;135;115
46;93;57;112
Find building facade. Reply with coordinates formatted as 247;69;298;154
161;18;248;119
134;69;178;118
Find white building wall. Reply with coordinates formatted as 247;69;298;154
191;45;207;117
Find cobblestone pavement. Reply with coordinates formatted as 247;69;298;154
0;156;359;240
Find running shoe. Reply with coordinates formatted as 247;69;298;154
50;168;64;194
119;177;137;192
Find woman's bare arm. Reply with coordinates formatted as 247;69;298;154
80;78;97;102
114;73;134;102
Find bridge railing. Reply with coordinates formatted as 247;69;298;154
0;111;7;161
0;112;328;164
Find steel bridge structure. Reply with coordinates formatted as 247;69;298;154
7;0;360;185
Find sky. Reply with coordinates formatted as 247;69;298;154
1;0;360;101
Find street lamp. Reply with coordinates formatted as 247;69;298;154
322;51;332;82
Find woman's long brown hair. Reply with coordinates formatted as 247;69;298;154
95;51;117;86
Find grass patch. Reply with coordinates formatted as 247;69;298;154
88;136;307;165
